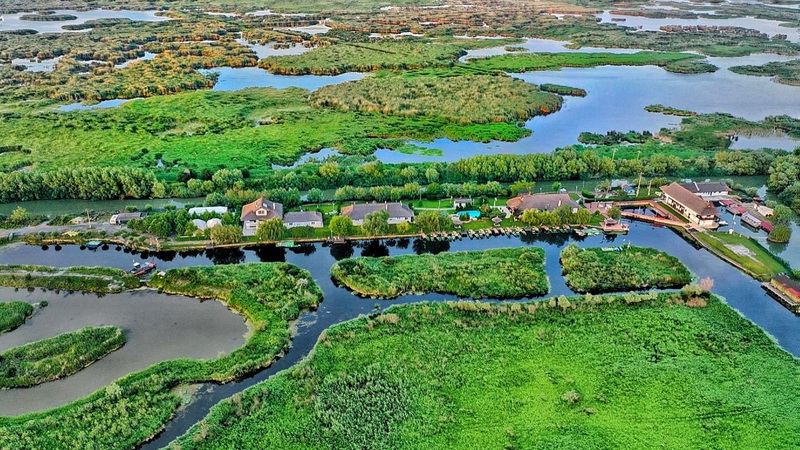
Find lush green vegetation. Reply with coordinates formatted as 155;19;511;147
645;104;697;117
331;247;548;299
539;83;586;97
578;130;653;146
560;245;693;293
0;265;139;293
0;301;33;334
730;59;800;86
467;51;712;73
172;291;800;449
693;232;790;280
0;263;321;449
311;74;562;124
0;326;125;389
260;41;465;75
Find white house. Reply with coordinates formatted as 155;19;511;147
188;206;228;216
340;202;415;226
240;197;283;236
284;211;323;229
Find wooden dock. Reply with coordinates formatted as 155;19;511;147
621;211;688;228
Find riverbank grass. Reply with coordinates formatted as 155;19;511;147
331;247;548;299
0;265;139;293
0;326;125;389
560;245;692;293
694;232;788;280
0;263;322;449
172;291;800;449
0;301;34;334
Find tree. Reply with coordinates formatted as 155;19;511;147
362;210;389;236
552;181;562;192
596;179;611;193
416;211;449;232
509;180;535;196
330;215;353;236
745;187;760;198
255;219;284;242
772;205;793;226
9;207;31;225
425;167;439;183
307;188;324;204
608;206;622;220
212;169;243;189
210;225;241;245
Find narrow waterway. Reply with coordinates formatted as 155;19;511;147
0;221;796;446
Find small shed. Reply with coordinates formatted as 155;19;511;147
206;218;223;228
453;198;474;208
109;212;142;225
492;217;503;227
451;216;463;229
191;219;208;231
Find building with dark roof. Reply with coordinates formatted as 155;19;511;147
340;202;414;226
679;181;731;198
240;197;283;236
284;211;323;229
506;193;580;216
660;183;719;228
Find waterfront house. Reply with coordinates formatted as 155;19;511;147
240;197;283;236
741;213;762;229
340;202;414;226
756;204;774;217
506;193;580;216
284;211;323;229
660;183;719;228
679;181;731;199
453;198;474;208
109;212;142;225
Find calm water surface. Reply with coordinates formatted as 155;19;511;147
0;10;169;33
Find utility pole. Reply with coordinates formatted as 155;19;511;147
611;148;617;162
636;172;643;197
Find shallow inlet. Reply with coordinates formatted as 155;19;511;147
0;288;246;416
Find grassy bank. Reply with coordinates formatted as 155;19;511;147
560;245;692;293
0;302;34;334
0;326;125;389
331;247;548;299
0;263;322;449
0;265;139;293
730;60;800;87
171;291;799;449
693;232;788;280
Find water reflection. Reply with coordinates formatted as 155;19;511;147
328;242;355;260
360;239;390;257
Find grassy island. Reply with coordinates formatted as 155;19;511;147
0;302;34;334
0;265;139;293
467;51;713;74
560;245;692;293
729;60;800;86
331;247;549;299
0;263;322;449
0;326;125;389
311;75;562;124
172;291;800;449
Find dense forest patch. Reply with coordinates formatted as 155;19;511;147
0;326;125;388
331;247;549;299
171;291;800;449
560;245;693;293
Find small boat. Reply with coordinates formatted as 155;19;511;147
131;261;156;277
86;240;103;250
277;240;297;248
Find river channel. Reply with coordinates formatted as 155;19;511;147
0;220;796;446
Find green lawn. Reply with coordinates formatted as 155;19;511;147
694;232;788;280
172;292;800;449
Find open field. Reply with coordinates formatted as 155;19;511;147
693;232;789;280
0;263;322;449
0;326;125;389
560;245;693;293
172;292;800;449
331;247;548;299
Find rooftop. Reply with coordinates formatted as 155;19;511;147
284;211;323;222
680;181;730;194
340;202;414;221
660;183;719;217
241;197;283;222
507;193;579;213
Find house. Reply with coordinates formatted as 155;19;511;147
660;183;720;228
284;211;323;229
191;218;207;231
453;198;474;208
188;206;228;216
506;193;580;216
741;213;762;228
679;181;731;198
240;197;283;236
340;202;414;226
109;212;142;225
756;205;774;217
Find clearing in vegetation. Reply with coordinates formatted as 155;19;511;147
0;263;322;449
0;301;34;334
331;247;549;299
0;326;125;389
171;291;800;449
560;245;692;293
693;232;788;280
